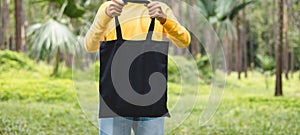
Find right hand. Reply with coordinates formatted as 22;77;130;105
106;0;126;18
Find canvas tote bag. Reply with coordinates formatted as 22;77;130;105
99;0;169;118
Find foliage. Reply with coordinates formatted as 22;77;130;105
255;54;275;89
0;51;75;103
256;54;275;75
195;54;213;81
27;19;82;75
197;0;255;24
0;75;75;103
27;19;80;59
0;50;36;71
168;57;180;83
36;0;89;18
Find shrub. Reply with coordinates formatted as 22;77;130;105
0;50;36;71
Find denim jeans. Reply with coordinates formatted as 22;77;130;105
98;117;164;135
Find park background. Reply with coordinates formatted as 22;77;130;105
0;0;300;134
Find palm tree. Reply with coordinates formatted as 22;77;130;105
198;0;254;76
275;0;284;96
27;19;81;75
26;0;88;75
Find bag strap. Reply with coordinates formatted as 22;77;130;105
123;0;150;4
115;0;155;41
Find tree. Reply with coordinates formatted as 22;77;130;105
272;0;277;57
283;2;289;80
286;0;294;78
187;0;200;56
265;0;272;56
198;0;254;76
0;0;2;48
27;19;81;75
1;0;10;50
25;0;87;75
275;0;284;96
15;0;22;52
249;30;254;70
242;0;248;78
235;15;242;79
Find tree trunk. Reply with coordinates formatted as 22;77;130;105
188;0;200;56
170;0;179;55
298;27;300;79
15;0;22;52
235;16;242;79
228;38;233;74
0;0;2;48
1;0;10;50
249;32;254;70
242;0;248;78
287;0;294;78
275;0;284;96
9;36;13;50
283;4;289;80
21;0;27;52
265;0;272;56
52;50;61;76
272;0;277;57
65;54;73;68
224;33;231;74
298;0;300;79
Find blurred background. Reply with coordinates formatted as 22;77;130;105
0;0;300;134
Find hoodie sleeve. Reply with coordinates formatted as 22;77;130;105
161;3;191;48
84;2;112;53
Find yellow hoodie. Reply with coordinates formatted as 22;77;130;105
85;1;191;53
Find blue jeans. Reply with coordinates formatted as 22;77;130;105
98;117;164;135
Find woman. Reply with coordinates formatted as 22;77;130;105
85;0;190;134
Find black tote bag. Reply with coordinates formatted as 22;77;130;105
99;1;169;118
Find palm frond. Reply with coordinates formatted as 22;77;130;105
27;19;80;60
229;0;256;20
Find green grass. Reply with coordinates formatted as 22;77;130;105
1;69;299;134
1;51;300;134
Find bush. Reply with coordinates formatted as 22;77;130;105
0;50;36;71
0;77;76;103
195;54;213;82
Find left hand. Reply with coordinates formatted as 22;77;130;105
145;2;167;24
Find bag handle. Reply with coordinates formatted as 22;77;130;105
115;0;155;41
123;0;150;4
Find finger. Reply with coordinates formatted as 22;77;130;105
148;6;161;13
146;2;160;8
111;12;121;17
149;13;158;19
149;9;161;15
112;0;126;6
148;5;161;11
111;7;122;13
111;2;124;10
113;13;121;16
111;9;122;15
149;11;160;18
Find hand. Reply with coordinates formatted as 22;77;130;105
106;0;126;18
145;2;167;24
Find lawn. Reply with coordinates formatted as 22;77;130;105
0;52;300;134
